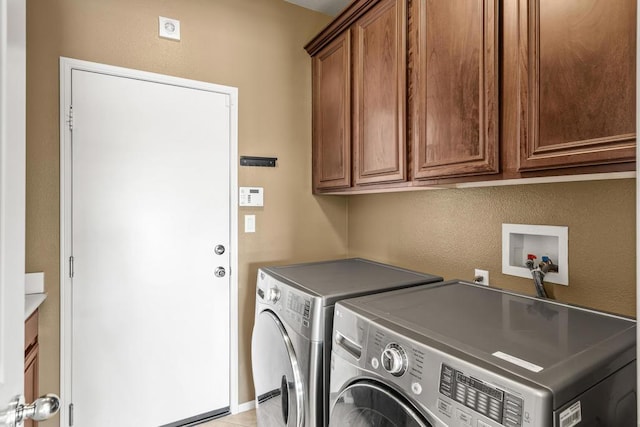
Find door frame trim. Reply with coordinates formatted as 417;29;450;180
59;57;240;426
0;0;27;406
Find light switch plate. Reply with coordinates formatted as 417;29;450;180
159;16;180;40
245;215;256;233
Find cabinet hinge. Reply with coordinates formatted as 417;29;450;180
67;105;74;131
69;256;74;279
69;403;74;426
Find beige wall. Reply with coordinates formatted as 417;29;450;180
25;0;346;419
348;179;636;317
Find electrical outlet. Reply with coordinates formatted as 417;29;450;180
474;269;489;286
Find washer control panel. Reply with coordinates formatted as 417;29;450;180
439;364;524;426
359;321;534;427
381;343;408;376
364;327;431;396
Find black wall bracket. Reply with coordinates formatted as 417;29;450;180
240;156;277;167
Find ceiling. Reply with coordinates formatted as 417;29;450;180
285;0;351;16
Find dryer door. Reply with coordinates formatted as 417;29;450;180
329;381;431;427
251;310;304;426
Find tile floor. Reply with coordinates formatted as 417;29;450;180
200;409;257;427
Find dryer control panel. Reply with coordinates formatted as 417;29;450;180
255;270;320;340
285;291;312;329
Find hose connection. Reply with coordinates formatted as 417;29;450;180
525;254;557;299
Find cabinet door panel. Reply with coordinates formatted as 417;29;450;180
313;32;352;190
412;0;498;179
24;345;38;427
518;0;636;171
353;0;407;185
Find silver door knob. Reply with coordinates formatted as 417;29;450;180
22;394;60;422
0;394;60;427
214;267;226;278
214;244;225;255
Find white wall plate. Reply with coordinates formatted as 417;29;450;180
159;16;180;41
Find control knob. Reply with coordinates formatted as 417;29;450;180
268;287;281;303
381;343;407;376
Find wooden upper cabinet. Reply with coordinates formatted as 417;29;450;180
312;31;352;190
517;0;636;171
353;0;407;185
411;0;499;180
306;0;634;192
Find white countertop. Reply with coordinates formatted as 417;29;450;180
25;293;47;320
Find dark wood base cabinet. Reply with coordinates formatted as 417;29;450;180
306;0;635;194
24;311;39;427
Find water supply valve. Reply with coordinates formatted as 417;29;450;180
539;256;559;273
525;254;537;270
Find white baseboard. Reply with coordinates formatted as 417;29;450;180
234;400;255;414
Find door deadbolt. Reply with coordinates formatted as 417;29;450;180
215;267;226;278
214;245;225;255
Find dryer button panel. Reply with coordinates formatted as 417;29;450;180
286;292;312;328
439;364;524;426
257;273;316;339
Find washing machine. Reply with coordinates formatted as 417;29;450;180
250;258;443;427
330;280;636;427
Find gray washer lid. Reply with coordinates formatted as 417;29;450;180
261;258;442;307
339;280;636;409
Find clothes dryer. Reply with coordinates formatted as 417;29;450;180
330;280;636;427
250;258;442;426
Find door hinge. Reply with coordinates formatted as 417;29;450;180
69;403;74;426
67;105;74;131
69;256;74;278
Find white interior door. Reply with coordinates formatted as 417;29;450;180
0;0;26;421
68;65;233;427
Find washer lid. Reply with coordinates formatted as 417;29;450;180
261;258;442;306
339;280;636;407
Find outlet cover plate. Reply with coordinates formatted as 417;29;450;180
502;223;568;285
474;269;489;286
159;16;180;40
